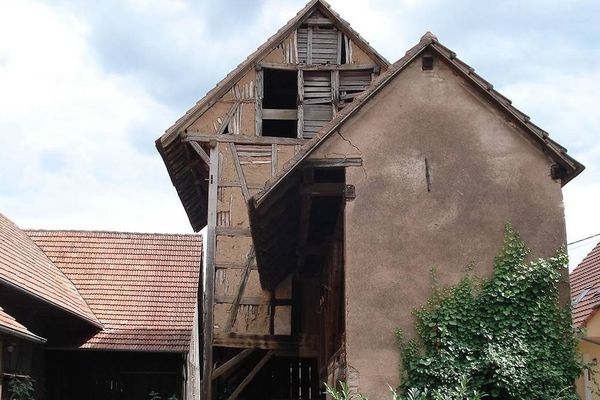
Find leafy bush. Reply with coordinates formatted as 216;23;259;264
396;225;583;399
7;376;35;400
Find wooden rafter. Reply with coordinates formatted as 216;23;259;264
226;351;274;400
189;141;210;165
212;348;256;380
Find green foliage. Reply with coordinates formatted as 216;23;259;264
148;391;178;400
325;381;367;400
396;224;583;400
7;377;35;400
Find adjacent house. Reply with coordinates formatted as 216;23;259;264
0;213;202;399
156;0;583;399
571;241;600;400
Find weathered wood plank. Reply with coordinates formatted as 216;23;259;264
212;348;256;380
230;143;250;201
215;227;252;237
213;333;319;355
226;351;274;400
258;62;378;71
271;144;278;177
185;134;305;146
189;141;210;165
262;108;298;120
223;246;256;332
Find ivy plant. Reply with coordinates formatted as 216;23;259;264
396;224;584;399
7;376;35;400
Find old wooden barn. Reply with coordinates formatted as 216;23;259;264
156;1;584;399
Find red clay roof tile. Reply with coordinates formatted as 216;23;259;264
0;213;101;327
570;241;600;328
26;230;202;352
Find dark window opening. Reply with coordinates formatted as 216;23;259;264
314;168;344;183
262;119;297;138
422;54;434;70
340;36;347;64
263;69;298;109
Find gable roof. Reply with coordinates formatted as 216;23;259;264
27;230;202;352
570;241;600;328
157;0;389;147
251;32;584;208
0;306;46;343
0;213;101;328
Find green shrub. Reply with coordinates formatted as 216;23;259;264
7;376;35;400
396;224;583;399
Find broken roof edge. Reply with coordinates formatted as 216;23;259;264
157;0;390;148
0;308;47;343
0;275;104;331
250;32;584;209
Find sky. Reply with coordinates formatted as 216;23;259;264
0;0;599;268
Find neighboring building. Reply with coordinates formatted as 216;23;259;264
0;213;202;399
571;241;600;400
156;0;583;399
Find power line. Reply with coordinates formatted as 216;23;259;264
568;233;600;247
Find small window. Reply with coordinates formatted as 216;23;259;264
422;54;434;70
262;119;297;138
263;69;297;109
573;287;592;306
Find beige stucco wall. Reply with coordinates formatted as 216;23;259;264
313;56;568;398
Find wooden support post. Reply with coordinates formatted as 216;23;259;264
297;69;304;138
230;143;250;201
212;348;256;380
201;144;220;400
255;68;263;136
271;144;278;177
226;351;274;400
224;246;256;332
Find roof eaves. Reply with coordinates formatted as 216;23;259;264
428;41;584;185
0;324;47;344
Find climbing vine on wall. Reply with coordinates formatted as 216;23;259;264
396;224;584;399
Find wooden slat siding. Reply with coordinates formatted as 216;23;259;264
303;71;331;102
336;30;342;65
311;27;338;64
230;143;250;201
226;351;274;400
332;70;340;107
255;68;263;136
307;27;313;64
212;348;256;380
303;104;333;138
339;69;372;103
223;246;255;332
202;144;219;400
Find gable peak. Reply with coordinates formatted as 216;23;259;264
420;31;439;43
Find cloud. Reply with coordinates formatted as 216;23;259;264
0;0;598;263
0;0;190;232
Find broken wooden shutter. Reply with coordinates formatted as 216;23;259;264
297;11;340;65
339;69;372;106
302;71;333;138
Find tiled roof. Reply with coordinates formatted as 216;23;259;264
570;241;600;328
26;230;202;352
0;213;101;327
0;306;46;343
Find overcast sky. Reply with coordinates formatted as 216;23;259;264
0;0;599;268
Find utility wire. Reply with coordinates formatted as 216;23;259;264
567;233;600;247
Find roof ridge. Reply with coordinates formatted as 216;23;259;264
25;229;201;237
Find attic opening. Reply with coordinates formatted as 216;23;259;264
262;68;298;138
422;53;434;70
